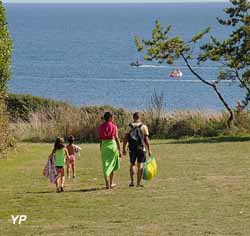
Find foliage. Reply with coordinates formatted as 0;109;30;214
135;0;250;127
0;1;12;92
199;0;250;106
0;95;14;154
7;94;132;142
7;94;250;142
6;93;69;121
0;1;12;156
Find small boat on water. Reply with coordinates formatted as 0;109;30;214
169;69;183;78
130;60;142;67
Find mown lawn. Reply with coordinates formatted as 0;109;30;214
1;139;250;236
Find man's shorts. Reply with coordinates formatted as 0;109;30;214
129;149;146;165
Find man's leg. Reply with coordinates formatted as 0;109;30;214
136;150;146;187
130;164;136;186
136;162;144;187
129;152;136;187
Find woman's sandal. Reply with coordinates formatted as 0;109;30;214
136;184;144;188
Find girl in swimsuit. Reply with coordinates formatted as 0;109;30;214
66;135;79;179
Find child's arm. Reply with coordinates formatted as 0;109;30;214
64;148;70;159
49;148;55;159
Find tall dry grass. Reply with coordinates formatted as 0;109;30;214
9;105;132;142
10;102;250;143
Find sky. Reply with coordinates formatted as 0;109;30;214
2;0;228;3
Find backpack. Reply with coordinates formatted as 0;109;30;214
128;123;145;152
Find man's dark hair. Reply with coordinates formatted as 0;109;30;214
133;112;140;121
103;112;113;122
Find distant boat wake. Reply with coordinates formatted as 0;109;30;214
139;65;166;68
18;75;237;84
133;64;224;69
46;77;238;84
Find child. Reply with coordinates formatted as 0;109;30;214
50;137;70;193
66;135;80;179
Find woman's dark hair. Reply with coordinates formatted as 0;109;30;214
68;135;75;144
54;137;65;150
103;112;113;122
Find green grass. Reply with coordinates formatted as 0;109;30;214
1;140;250;235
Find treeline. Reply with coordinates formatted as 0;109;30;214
0;2;12;154
7;93;250;143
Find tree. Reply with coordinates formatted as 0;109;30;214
0;1;12;154
135;0;250;128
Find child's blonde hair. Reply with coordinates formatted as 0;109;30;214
54;137;65;150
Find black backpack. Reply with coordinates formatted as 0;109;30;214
128;123;145;152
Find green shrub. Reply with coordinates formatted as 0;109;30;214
8;94;132;142
8;94;250;142
6;93;68;121
0;2;12;156
0;95;15;153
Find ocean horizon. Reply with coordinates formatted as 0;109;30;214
6;2;242;111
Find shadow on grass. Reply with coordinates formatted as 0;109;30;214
17;191;55;194
18;187;106;195
67;187;106;193
152;136;250;145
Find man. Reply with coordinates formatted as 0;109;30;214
123;112;152;187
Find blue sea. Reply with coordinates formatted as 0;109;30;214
5;2;243;111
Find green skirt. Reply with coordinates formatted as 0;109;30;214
101;140;120;177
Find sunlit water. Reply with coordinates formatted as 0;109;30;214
6;2;243;111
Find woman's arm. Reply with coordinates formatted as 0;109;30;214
122;133;129;155
115;134;122;157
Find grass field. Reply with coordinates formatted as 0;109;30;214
1;139;250;236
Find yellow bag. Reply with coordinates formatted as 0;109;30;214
143;156;157;180
151;157;157;176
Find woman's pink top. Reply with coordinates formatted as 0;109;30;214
98;121;117;140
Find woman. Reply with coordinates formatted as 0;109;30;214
98;112;122;189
